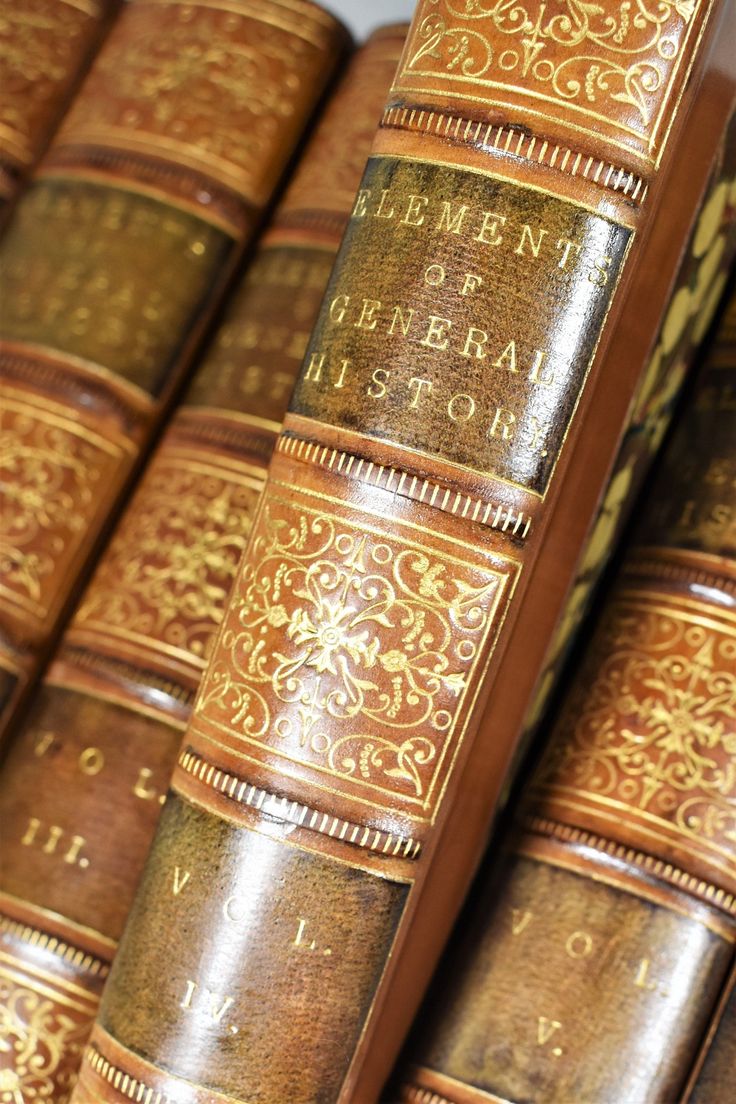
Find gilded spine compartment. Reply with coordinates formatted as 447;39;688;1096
0;0;117;221
396;290;736;1104
73;3;734;1102
0;0;348;738
0;29;407;1102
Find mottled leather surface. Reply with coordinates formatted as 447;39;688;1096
0;29;403;1102
397;273;736;1101
71;3;736;1103
0;0;347;738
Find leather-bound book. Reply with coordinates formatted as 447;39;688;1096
394;287;736;1104
0;0;118;222
72;4;735;1103
0;0;348;739
0;28;403;1102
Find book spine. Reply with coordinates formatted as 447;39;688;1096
0;0;118;221
72;3;732;1102
0;0;347;738
0;30;403;1102
396;286;736;1103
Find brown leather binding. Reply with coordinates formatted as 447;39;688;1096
684;966;736;1102
395;286;736;1103
0;30;404;1100
0;0;348;740
72;3;736;1102
0;0;118;223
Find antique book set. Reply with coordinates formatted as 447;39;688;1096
0;2;734;1102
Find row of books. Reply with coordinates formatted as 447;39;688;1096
0;1;734;1101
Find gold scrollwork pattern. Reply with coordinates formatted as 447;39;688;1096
0;973;90;1103
533;601;736;856
399;0;702;157
56;1;332;203
194;491;511;812
72;452;262;671
0;394;124;624
0;0;102;169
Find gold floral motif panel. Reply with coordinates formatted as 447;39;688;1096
0;0;104;171
55;0;338;205
0;955;99;1103
192;479;518;821
71;447;264;679
395;0;708;165
532;595;736;874
0;388;130;629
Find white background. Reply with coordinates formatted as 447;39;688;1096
320;0;418;40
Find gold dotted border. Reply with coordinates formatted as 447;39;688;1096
85;1046;170;1104
179;748;422;859
0;914;109;977
400;1086;454;1104
382;105;648;202
277;434;533;539
526;815;736;916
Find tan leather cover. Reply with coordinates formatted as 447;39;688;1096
72;3;736;1102
0;30;404;1102
0;0;348;738
0;0;118;219
396;287;736;1103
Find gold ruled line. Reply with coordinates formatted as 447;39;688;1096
179;747;422;859
151;448;267;489
526;816;736;916
1;389;133;457
382;105;648;203
85;1039;252;1104
179;405;282;435
0;962;97;1015
276;435;533;540
0;949;103;1001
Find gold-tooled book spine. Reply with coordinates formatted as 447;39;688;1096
0;0;119;223
0;0;349;740
0;30;404;1102
73;3;734;1103
396;288;736;1103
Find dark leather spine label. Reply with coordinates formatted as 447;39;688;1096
291;156;631;495
98;793;408;1104
0;685;180;940
1;179;233;395
405;852;733;1104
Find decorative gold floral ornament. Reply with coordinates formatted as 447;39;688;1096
197;501;507;807
0;976;88;1103
74;458;260;667
400;0;701;156
0;404;100;614
534;603;736;853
